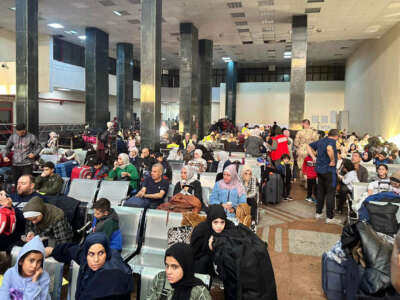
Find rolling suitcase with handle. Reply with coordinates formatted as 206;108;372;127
263;173;283;204
321;252;346;300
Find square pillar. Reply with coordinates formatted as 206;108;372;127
289;15;308;130
225;61;237;126
179;23;199;135
140;0;162;151
117;43;133;129
16;0;39;135
85;27;110;129
199;39;213;138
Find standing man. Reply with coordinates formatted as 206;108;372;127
307;129;341;225
294;119;319;185
2;123;41;183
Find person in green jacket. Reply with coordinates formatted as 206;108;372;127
146;243;211;300
34;161;64;195
108;153;139;191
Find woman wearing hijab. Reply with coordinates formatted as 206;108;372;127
240;165;258;224
190;205;234;275
108;153;140;191
46;232;134;300
23;196;73;247
173;166;203;205
209;164;246;218
146;242;211;300
188;149;207;173
216;151;230;174
362;151;373;163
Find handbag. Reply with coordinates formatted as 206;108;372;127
167;225;193;248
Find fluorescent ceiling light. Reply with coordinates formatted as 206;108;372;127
78;35;86;40
222;57;232;62
113;10;122;16
161;57;166;61
56;88;71;91
64;30;78;35
48;23;64;29
8;7;16;11
284;51;291;56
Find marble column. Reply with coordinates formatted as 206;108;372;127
179;23;199;135
140;0;162;151
225;61;237;125
198;39;213;138
85;27;110;130
15;0;38;135
289;15;308;130
116;43;133;129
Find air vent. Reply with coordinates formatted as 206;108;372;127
170;32;180;36
264;40;272;44
215;48;224;50
340;46;349;50
238;28;250;33
307;0;324;2
127;0;141;4
305;7;321;13
258;0;274;6
227;2;242;8
242;41;253;44
334;53;343;56
127;19;140;24
231;12;246;18
262;26;273;32
114;10;131;16
267;49;276;52
235;21;248;26
99;0;116;6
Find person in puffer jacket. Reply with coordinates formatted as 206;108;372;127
91;198;122;251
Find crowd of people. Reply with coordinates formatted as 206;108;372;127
1;118;400;299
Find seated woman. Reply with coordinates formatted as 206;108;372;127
23;196;74;247
188;149;207;173
240;165;257;225
214;151;231;181
46;232;134;300
128;147;141;172
146;243;211;300
337;159;360;214
368;164;391;195
108;153;140;192
190;204;235;275
173;166;203;206
209;164;246;218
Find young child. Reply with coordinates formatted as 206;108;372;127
0;236;50;299
277;154;295;201
91;198;122;251
302;155;317;203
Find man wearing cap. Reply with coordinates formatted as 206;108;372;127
34;162;64;196
307;129;341;225
2;123;42;183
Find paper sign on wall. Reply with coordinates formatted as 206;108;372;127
321;115;329;123
312;115;319;123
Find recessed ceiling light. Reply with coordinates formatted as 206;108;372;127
78;35;86;40
161;57;166;61
113;10;130;16
113;10;122;16
8;7;16;11
48;23;64;29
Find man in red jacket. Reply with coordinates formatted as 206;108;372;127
302;155;317;203
269;127;289;167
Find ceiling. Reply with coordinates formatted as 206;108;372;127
0;0;400;68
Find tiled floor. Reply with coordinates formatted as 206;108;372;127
257;183;343;300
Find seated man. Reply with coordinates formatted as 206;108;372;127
91;198;122;251
155;152;172;181
138;147;156;177
124;163;169;209
34;161;64;196
11;174;42;204
0;190;26;253
375;151;393;166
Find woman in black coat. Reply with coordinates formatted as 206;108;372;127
173;166;203;206
46;232;134;300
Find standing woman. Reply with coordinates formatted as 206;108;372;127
146;243;211;300
240;165;258;225
45;232;134;300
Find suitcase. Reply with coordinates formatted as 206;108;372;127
71;166;91;181
263;173;283;204
321;252;346;300
55;161;79;178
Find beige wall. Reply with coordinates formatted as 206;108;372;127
345;22;400;139
220;81;344;129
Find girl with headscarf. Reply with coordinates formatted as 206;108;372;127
173;166;203;205
209;164;246;218
362;151;373;163
46;232;134;300
240;165;258;224
108;152;140;191
23;196;73;247
146;243;211;300
188;149;207;173
190;205;235;275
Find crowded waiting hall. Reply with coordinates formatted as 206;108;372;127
1;0;400;299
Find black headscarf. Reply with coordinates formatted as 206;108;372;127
362;151;372;162
165;243;205;300
83;232;111;262
190;205;234;259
